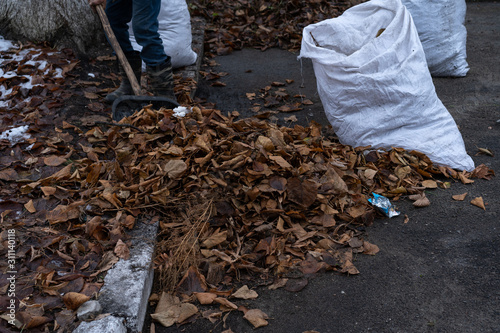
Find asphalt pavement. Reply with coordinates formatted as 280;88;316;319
146;2;500;332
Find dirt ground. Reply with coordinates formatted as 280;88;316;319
145;2;500;332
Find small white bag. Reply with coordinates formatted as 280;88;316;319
129;0;197;69
402;0;469;77
299;0;474;171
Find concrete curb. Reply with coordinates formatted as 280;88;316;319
73;17;206;333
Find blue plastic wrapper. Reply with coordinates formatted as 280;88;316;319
368;193;400;218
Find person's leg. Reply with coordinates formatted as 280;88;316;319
131;0;166;66
131;0;175;100
104;0;142;102
105;0;135;55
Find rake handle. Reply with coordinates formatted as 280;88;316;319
96;4;142;96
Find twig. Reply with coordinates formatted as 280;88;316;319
310;32;320;47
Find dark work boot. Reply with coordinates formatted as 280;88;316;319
105;51;142;103
146;57;176;101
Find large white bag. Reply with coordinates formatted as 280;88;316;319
129;0;197;69
299;0;474;171
402;0;469;77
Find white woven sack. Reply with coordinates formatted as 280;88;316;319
299;0;474;171
129;0;197;69
402;0;469;77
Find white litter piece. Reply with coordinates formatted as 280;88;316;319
173;106;191;118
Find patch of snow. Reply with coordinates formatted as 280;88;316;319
1;71;18;79
53;67;64;78
0;36;16;52
0;125;31;145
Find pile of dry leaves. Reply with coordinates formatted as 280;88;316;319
189;0;362;54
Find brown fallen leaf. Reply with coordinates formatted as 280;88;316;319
177;303;199;324
459;172;474;184
285;278;308;292
471;197;486;210
421;179;438;188
43;155;67;167
232;285;258;300
471;164;495;180
151;292;198;327
195;292;218;305
214;297;238;311
211;80;226;87
0;168;19;181
243;309;269;328
24;200;36;213
93;251;119;276
176;266;208;294
164;159;187;179
476;147;494;156
286;177;317;208
452;193;467;201
255;135;275;151
114;239;130;260
268;278;288;290
412;194;430;207
362;241;380;255
41;186;57;196
84;91;100;99
269;155;292;169
16;312;51;329
201;229;227;249
62;292;90;310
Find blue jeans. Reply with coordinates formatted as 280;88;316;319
105;0;168;67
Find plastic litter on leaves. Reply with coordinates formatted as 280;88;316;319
369;193;400;218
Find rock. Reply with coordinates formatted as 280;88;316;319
98;220;158;332
73;315;126;333
77;300;102;321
